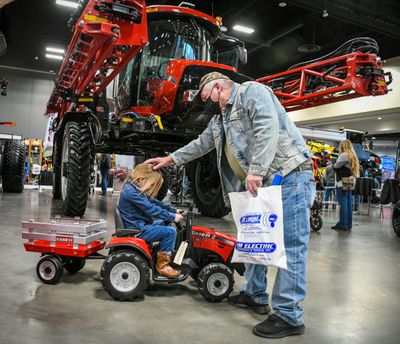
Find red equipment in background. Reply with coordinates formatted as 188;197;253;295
45;1;393;219
257;51;391;112
46;0;148;117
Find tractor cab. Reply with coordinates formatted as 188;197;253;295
115;5;249;119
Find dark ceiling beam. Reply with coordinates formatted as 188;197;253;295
223;0;258;21
289;0;400;40
247;21;304;56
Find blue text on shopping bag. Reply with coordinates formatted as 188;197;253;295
235;242;277;253
239;213;279;228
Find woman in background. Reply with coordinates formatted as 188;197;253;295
333;140;359;231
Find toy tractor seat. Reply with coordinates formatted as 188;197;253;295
113;207;161;249
113;206;141;238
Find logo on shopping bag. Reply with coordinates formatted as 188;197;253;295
240;213;262;225
235;242;277;253
263;213;278;228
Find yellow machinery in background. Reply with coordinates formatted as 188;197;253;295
307;139;335;156
25;139;43;183
307;139;336;177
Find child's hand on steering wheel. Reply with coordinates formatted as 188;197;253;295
174;213;184;223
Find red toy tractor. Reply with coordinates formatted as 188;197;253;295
22;209;244;302
101;207;243;301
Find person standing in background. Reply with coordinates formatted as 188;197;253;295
99;153;111;196
333;140;360;230
324;161;336;209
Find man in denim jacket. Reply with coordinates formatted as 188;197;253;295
146;72;316;338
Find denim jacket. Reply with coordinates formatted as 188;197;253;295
170;81;311;206
118;181;176;229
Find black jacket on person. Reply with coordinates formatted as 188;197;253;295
381;179;400;205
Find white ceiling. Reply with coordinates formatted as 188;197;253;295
309;112;400;135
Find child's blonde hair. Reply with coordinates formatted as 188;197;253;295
339;139;360;177
127;163;164;198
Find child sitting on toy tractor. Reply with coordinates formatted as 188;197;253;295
118;164;184;278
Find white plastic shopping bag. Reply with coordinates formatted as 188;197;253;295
229;186;287;269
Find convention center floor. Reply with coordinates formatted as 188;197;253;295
1;188;399;344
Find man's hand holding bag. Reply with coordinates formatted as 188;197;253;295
229;186;287;269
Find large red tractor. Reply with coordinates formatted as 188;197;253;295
46;0;391;218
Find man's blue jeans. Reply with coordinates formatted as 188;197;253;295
139;220;177;252
336;187;353;229
241;170;315;326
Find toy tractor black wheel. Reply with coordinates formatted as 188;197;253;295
60;122;92;216
393;202;400;237
188;150;230;218
63;258;86;274
1;139;26;193
100;250;150;301
36;255;64;284
310;214;323;232
197;263;234;302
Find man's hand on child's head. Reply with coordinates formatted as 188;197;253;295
144;156;174;170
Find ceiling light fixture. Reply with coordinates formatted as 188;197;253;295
56;0;79;9
377;117;382;120
46;47;65;54
233;25;254;34
279;1;287;7
46;53;64;60
322;9;329;17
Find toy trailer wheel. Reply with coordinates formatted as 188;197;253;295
197;263;234;302
63;258;86;274
36;255;64;284
100;250;150;301
310;215;323;232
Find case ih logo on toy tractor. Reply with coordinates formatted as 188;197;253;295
56;236;74;243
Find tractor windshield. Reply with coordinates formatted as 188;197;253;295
145;17;214;70
117;16;215;108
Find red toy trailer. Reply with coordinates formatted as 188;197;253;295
22;216;107;284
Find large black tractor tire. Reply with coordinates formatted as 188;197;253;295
197;263;234;302
1;139;26;193
52;137;61;199
100;250;150;301
60;122;92;217
188;150;229;218
393;202;400;237
156;168;169;201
